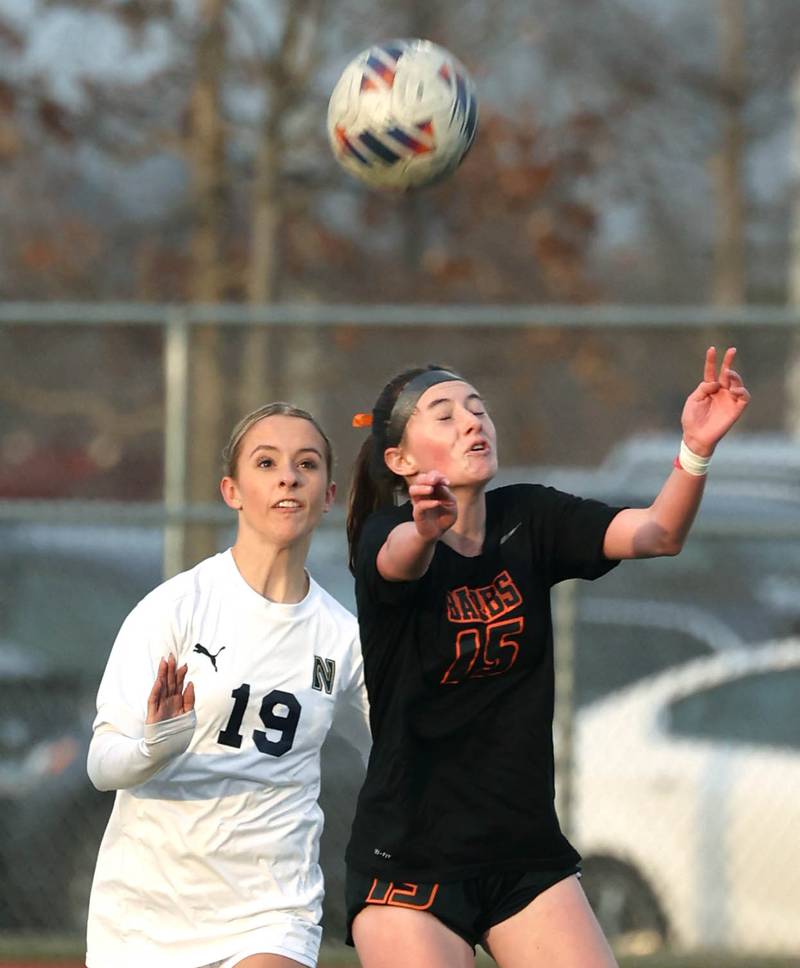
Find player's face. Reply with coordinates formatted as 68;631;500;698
400;380;498;486
224;415;334;546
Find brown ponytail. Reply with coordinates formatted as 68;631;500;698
346;437;397;572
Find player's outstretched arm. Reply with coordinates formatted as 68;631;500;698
377;470;457;581
88;652;197;792
603;346;750;561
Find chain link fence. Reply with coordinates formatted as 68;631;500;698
1;304;799;959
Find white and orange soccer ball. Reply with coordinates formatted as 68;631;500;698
327;38;478;191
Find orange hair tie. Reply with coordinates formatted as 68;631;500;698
352;412;373;428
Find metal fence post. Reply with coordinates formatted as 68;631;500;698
553;578;578;840
163;309;189;579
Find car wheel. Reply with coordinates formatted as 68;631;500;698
580;856;669;956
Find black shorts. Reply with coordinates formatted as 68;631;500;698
345;863;581;951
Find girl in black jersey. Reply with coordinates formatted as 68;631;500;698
344;350;749;968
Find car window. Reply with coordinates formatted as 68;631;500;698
0;554;158;680
0;673;82;759
581;532;800;643
0;523;353;685
575;618;713;706
667;667;800;750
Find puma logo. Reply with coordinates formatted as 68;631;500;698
193;643;226;671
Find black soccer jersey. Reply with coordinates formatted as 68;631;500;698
345;483;623;882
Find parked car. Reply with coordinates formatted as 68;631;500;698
573;638;800;956
0;639;112;931
0;521;160;932
572;480;800;647
571;596;743;708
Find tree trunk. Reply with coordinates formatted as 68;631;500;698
241;2;325;417
239;111;282;416
400;1;437;274
786;67;800;437
711;0;746;307
183;0;228;570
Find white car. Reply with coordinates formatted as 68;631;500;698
573;638;800;956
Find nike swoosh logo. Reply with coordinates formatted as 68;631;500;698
500;522;521;545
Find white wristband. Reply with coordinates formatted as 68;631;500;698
677;439;711;477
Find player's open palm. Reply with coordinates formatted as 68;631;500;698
681;346;750;455
147;653;195;724
409;470;458;541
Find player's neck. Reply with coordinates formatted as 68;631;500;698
231;539;310;604
441;491;486;557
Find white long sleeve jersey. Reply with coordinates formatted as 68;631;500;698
86;550;370;968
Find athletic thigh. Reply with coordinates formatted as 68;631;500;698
483;874;618;968
353;905;474;968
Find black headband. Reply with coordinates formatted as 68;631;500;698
384;369;462;446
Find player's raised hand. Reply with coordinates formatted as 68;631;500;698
681;347;750;455
147;653;195;725
409;470;458;541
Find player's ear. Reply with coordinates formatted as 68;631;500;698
323;480;336;513
220;476;243;511
384;446;417;478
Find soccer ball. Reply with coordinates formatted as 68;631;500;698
327;38;478;191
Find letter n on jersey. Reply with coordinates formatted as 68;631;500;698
312;655;336;694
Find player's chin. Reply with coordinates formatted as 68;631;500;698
458;458;497;486
268;511;321;541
